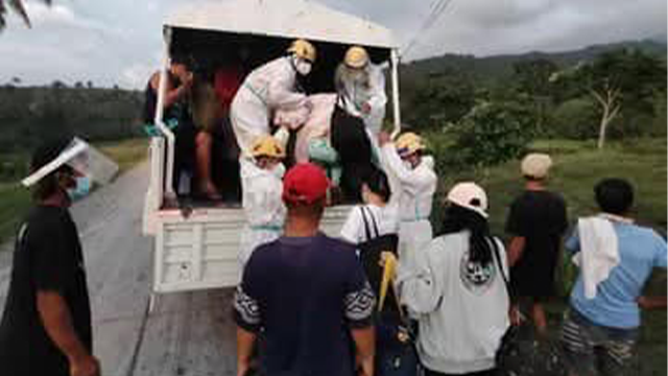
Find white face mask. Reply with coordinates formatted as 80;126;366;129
295;59;312;76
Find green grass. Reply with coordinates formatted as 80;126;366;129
0;138;148;246
429;136;667;375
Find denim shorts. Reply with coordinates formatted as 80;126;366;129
560;308;638;376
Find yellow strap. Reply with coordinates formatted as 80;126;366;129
378;252;398;312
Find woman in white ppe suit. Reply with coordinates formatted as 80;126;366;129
379;132;437;262
335;46;388;137
230;39;316;154
238;135;287;269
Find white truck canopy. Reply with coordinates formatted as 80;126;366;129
165;0;398;49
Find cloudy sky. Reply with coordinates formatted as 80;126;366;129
0;0;665;89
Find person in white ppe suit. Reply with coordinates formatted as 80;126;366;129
335;46;387;137
238;135;287;269
379;132;437;262
230;39;316;154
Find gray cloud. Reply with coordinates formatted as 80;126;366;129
0;0;664;88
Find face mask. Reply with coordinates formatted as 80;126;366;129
66;176;91;201
295;59;312;76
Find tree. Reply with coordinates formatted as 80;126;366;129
0;0;52;31
555;49;666;149
86;80;94;89
406;69;476;130
74;81;84;89
449;100;537;169
512;59;559;135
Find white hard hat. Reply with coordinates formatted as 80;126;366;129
521;153;552;179
446;182;488;218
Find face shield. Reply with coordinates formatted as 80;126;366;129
22;137;119;188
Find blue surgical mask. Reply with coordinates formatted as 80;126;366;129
66;176;91;201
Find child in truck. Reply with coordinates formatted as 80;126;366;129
238;135;287;269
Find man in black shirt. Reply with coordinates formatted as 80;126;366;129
506;153;568;336
0;139;99;376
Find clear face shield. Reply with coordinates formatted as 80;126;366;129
22;137;119;191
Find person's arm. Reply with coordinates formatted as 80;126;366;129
507;236;526;267
638;296;667;310
37;291;99;376
365;66;387;110
351;326;375;376
150;71;192;110
266;60;307;110
236;326;256;376
395;240;442;314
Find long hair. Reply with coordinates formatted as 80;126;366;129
439;203;494;266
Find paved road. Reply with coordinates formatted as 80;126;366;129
0;162;236;376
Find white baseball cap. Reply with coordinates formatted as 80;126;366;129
521;153;552;179
446;182;488;218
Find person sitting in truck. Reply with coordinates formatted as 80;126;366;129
238;135;287;269
143;58;198;197
379;131;437;262
189;66;243;200
230;39;317;156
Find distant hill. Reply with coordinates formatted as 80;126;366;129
401;38;667;86
0;86;143;153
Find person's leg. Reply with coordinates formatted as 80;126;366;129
560;311;597;376
195;131;220;200
531;301;548;336
598;337;638;376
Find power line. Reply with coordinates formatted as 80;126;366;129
402;0;454;58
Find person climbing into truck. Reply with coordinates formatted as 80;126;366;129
230;39;317;156
379;131;437;263
238;135;287;269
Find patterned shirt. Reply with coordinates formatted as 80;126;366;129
234;233;375;376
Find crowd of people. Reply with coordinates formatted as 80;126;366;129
0;37;664;376
234;145;667;376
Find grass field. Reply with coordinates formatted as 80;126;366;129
0;138;148;245
428;136;667;375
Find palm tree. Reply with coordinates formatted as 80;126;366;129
0;0;52;30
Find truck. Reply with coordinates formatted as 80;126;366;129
142;0;402;309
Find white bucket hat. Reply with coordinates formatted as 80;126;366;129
521;153;552;179
446;182;488;218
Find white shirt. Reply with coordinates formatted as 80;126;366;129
340;203;399;244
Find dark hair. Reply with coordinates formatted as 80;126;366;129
362;168;391;203
439;203;494;265
30;138;72;201
595;178;634;215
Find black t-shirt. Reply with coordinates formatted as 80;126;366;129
234;234;375;376
505;190;568;297
0;205;91;376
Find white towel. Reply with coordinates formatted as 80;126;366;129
573;217;620;299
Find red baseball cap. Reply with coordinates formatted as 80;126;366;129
282;163;330;204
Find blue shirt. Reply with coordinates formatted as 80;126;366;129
566;221;667;329
234;233;375;376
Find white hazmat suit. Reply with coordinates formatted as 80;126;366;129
238;157;286;269
231;56;308;153
381;144;438;262
336;63;387;137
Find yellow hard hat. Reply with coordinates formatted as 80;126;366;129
395;132;426;157
251;135;285;159
344;46;369;69
287;39;317;63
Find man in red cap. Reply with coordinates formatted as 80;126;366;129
234;163;376;376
